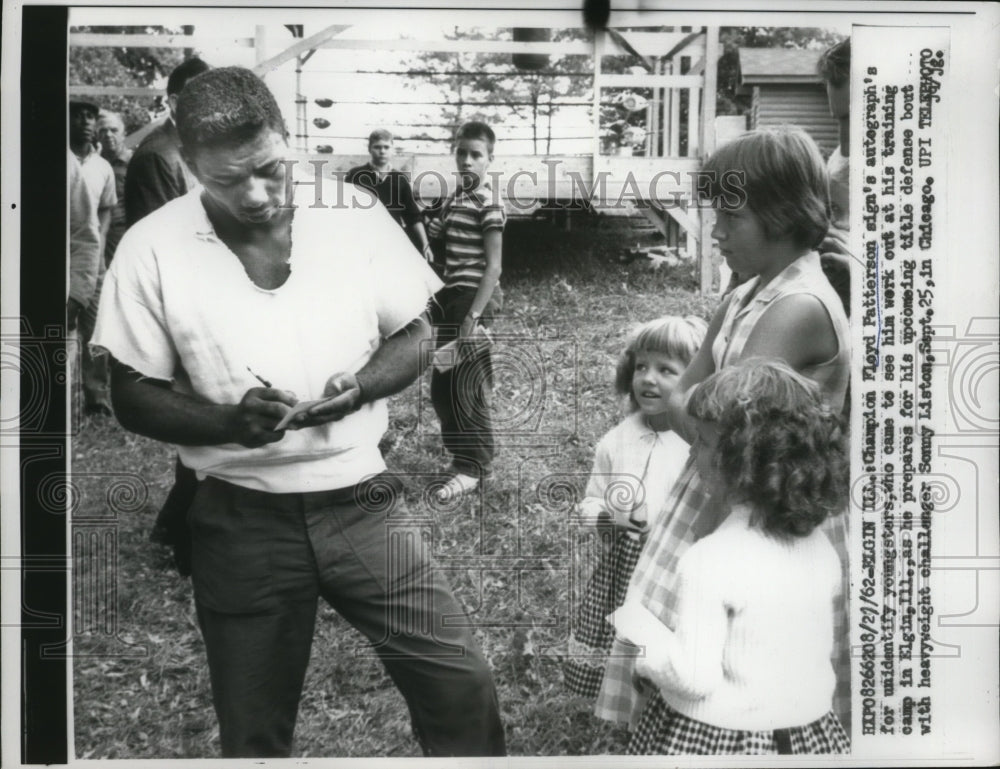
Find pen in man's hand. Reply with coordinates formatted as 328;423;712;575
247;366;273;388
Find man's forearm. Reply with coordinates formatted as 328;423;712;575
111;363;238;446
354;315;432;403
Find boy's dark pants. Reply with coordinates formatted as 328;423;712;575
189;474;506;758
429;285;501;478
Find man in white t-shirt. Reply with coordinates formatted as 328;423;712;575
91;67;505;759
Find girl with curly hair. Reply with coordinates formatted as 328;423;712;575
621;359;850;755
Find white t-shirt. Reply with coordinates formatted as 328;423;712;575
92;185;442;493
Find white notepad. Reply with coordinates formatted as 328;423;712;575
273;399;327;431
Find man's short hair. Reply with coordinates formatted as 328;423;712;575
175;66;287;153
167;57;211;96
369;128;393;145
455;121;496;152
817;38;850;88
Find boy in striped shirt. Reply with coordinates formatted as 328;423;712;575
426;121;505;501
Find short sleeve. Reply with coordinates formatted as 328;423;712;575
363;200;443;337
481;203;506;233
90;229;178;381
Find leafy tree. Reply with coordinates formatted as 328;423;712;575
69;26;189;133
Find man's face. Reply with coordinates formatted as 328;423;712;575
188;129;290;227
70;107;97;146
98;116;125;158
369;138;392;167
454;137;492;191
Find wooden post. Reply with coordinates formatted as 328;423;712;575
699;26;720;294
687;86;700;157
669;60;681;157
650;58;661;156
645;74;654;156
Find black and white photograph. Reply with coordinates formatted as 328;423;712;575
2;1;998;765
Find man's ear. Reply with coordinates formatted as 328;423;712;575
167;93;179;119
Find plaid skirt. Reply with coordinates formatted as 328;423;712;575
628;694;851;755
564;529;644;698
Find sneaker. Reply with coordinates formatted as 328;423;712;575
443;463;495;482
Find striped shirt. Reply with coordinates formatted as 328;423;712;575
441;186;506;289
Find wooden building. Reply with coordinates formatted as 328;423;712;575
736;47;839;157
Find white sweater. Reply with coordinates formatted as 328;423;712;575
641;504;841;731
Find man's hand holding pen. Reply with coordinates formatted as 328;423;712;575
244;366;364;433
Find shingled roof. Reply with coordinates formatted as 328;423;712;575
737;47;824;86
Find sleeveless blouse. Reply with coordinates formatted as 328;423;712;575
712;251;850;410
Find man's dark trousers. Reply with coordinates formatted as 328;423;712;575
189;474;506;757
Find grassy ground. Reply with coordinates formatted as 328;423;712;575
71;214;718;759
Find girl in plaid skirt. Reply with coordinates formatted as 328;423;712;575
618;360;850;755
564;316;706;699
